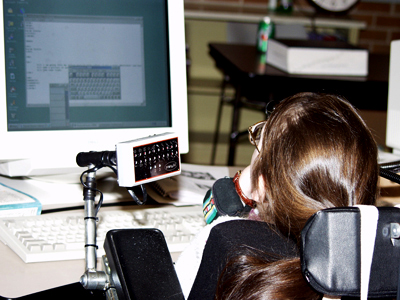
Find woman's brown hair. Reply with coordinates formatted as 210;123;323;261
253;92;378;239
215;92;379;300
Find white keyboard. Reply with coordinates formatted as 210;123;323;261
0;206;205;263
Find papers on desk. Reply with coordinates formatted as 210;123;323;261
147;163;230;206
0;164;231;211
0;182;42;217
0;172;133;212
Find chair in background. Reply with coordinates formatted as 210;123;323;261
210;74;269;165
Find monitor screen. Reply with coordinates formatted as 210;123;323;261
0;0;188;176
386;40;400;155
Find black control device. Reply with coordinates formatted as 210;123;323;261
104;229;184;300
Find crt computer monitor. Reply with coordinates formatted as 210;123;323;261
0;0;188;177
386;40;400;155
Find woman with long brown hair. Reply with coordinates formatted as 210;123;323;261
177;92;379;300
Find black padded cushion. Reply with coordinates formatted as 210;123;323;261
301;207;400;298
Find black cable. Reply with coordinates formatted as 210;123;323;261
379;167;400;185
126;184;148;205
80;165;105;217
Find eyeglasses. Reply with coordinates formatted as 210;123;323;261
265;99;279;118
248;100;279;152
248;120;267;153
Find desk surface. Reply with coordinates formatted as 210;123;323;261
0;239;85;298
209;42;389;82
209;42;389;111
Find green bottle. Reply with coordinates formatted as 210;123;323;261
256;17;274;53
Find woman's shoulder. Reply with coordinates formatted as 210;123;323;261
208;219;298;257
210;219;274;237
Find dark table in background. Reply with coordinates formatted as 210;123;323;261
209;42;390;165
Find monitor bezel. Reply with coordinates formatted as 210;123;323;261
0;0;188;176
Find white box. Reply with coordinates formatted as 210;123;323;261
266;39;369;76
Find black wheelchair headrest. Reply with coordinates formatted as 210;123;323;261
300;206;400;299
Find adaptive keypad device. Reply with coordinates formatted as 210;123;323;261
134;138;179;182
116;133;181;187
